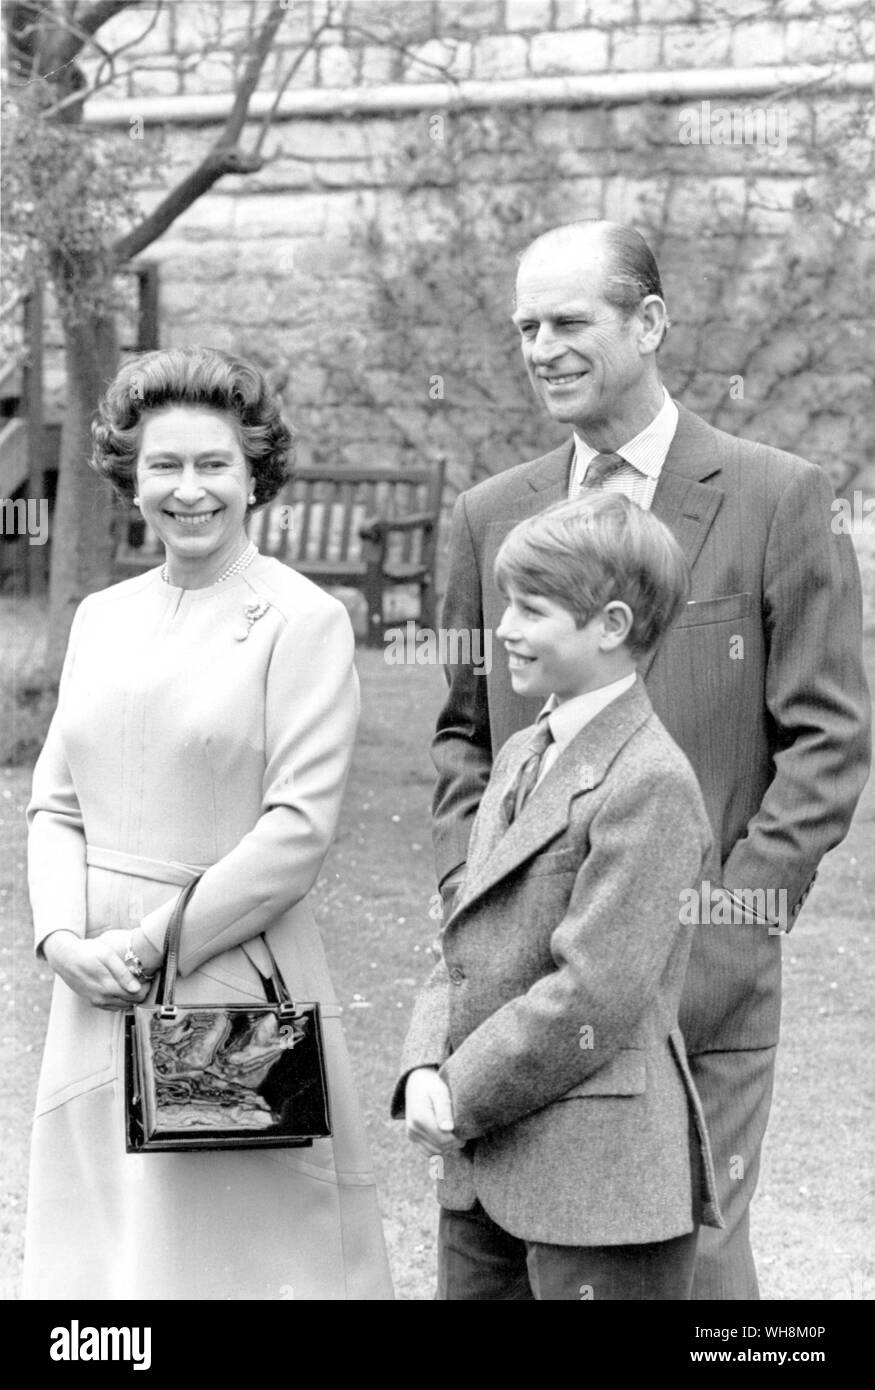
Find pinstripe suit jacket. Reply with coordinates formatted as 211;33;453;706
431;404;871;1053
395;679;723;1245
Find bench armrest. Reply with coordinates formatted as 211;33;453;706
358;511;436;543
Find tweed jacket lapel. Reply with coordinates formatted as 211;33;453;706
453;678;653;921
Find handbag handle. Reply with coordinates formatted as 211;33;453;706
155;874;202;1007
155;875;296;1014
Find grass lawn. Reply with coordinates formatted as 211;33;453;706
1;601;873;1301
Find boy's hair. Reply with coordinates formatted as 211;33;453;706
494;492;690;658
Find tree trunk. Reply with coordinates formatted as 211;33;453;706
45;304;120;680
25;1;292;679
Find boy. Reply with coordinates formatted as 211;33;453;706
393;491;723;1300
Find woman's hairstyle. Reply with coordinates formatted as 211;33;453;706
494;491;690;658
90;346;292;506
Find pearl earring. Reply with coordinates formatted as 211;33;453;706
248;492;257;506
133;496;140;508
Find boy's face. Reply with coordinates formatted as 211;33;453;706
496;585;612;703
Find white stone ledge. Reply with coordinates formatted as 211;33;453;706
83;63;875;125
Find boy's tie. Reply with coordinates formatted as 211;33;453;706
583;451;626;488
503;719;554;824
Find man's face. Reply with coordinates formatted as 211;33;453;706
512;239;648;440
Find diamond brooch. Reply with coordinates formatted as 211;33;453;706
235;598;271;641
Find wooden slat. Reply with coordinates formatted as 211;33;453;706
361;481;375;522
243;461;446;643
318;482;335;560
277;492;293;560
402;483;414;564
296;480;315;559
338;481;354;557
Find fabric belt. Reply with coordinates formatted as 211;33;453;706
85;844;343;1018
86;845;208;886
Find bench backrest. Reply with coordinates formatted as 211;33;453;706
117;461;446;572
256;464;444;569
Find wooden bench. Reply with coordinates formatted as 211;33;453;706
116;460;446;647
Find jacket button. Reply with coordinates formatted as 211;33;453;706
448;966;465;984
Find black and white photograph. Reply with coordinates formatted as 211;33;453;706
1;0;872;1332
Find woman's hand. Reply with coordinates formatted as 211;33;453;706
129;926;164;978
43;929;151;1011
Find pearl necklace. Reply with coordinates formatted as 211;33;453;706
161;541;258;586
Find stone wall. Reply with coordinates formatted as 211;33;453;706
65;0;874;530
85;2;875;99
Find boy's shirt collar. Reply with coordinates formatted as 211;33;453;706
537;671;638;782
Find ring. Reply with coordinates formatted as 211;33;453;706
124;946;153;983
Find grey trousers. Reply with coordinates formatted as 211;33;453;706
437;1202;700;1301
689;1045;778;1300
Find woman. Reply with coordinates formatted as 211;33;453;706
24;347;393;1299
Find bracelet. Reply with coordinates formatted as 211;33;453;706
124;946;154;983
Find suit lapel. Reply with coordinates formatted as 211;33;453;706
483;440;575;573
639;406;727;680
526;439;576;497
493;412;726;588
650;404;727;560
481;408;728;740
482;441;576;684
452;680;653;922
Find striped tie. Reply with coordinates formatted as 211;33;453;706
503;719;554;825
583;451;626;488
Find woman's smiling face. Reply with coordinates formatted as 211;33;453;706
135;405;253;583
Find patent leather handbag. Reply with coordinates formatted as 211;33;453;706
125;876;331;1152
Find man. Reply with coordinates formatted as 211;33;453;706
431;220;871;1300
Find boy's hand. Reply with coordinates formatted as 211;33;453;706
405;1067;463;1157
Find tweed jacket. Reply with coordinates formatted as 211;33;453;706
431;405;871;1053
397;678;723;1247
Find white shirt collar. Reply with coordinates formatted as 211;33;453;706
540;671;638;754
573;388;678;480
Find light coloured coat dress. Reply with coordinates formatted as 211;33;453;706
24;554;393;1300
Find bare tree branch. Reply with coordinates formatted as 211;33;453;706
47;0;143;71
250;13;335;159
342;22;463;87
75;0;142;43
112;146;263;266
42;3;165;119
86;1;165;91
6;1;52;83
221;0;289;150
112;1;290;263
